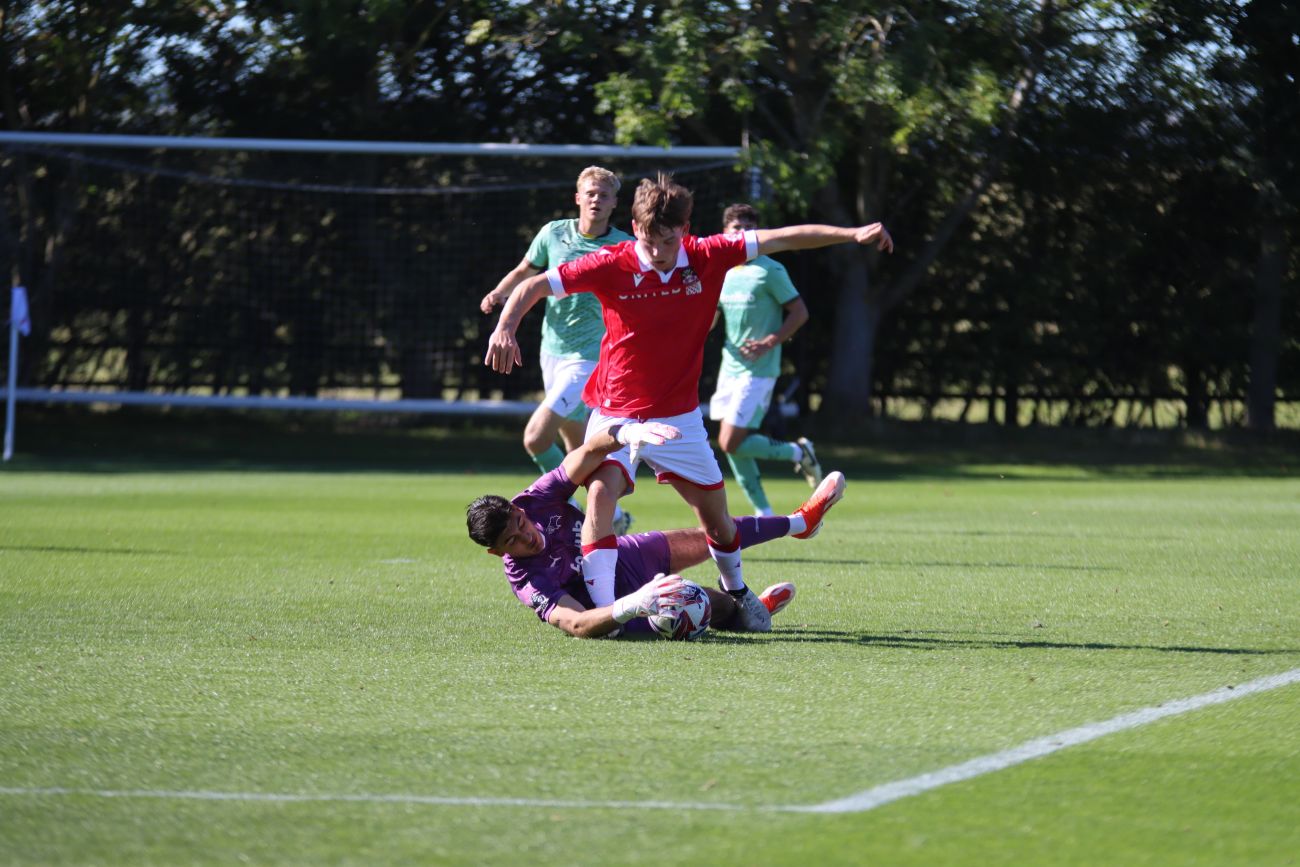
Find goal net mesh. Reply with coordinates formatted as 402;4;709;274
0;141;745;408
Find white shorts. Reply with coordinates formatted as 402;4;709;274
708;372;776;428
586;407;725;492
540;352;595;422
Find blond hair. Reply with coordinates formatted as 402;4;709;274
576;165;620;193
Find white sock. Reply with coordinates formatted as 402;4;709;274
788;514;808;535
581;547;618;608
709;539;744;593
790;444;804;463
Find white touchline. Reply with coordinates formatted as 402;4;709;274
790;666;1300;814
1;668;1296;815
0;788;746;812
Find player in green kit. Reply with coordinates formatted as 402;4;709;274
709;203;822;516
481;166;635;531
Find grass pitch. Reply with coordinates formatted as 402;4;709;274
1;417;1297;865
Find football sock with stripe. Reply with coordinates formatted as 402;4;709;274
580;536;618;608
732;434;799;463
707;532;745;593
531;444;565;474
733;515;793;547
724;453;773;515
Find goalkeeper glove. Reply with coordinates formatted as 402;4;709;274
616;422;681;463
611;572;688;623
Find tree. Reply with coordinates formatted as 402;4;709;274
4;0;1287;425
588;1;1058;419
0;1;636;398
1214;1;1300;431
0;1;215;381
587;0;1258;424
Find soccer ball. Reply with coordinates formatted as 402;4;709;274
646;579;711;641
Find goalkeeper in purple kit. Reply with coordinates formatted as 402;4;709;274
466;422;845;638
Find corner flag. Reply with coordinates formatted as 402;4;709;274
11;286;30;336
5;285;29;460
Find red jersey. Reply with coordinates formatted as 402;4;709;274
546;230;758;419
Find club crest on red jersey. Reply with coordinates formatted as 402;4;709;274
682;268;702;296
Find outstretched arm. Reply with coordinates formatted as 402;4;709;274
547;594;622;638
546;573;690;638
480;257;541;314
484;273;552;373
756;223;893;256
560;422;681;485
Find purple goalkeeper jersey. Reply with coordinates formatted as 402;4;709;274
504;466;670;627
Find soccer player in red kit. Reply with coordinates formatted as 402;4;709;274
486;173;891;630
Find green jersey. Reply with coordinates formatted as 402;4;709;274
526;219;633;360
716;255;800;379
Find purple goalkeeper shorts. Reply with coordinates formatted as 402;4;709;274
613;530;672;597
611;530;673;638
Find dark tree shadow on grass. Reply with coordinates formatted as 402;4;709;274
704;628;1297;656
845;528;1186;542
744;556;1121;572
0;544;175;556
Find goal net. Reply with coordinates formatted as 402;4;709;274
0;133;746;417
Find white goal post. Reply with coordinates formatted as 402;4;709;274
0;132;749;457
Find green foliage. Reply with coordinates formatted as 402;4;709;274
592;3;766;148
595;73;670;146
747;138;838;215
0;0;1293;428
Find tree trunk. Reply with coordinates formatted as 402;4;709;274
1247;218;1283;431
1185;364;1209;430
825;250;880;419
1004;386;1020;428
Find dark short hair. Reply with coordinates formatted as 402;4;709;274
722;203;760;228
632;172;693;233
466;495;513;547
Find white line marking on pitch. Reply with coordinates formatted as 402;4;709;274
2;667;1296;815
791;666;1300;814
0;788;745;812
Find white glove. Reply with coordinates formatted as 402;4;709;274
611;572;688;623
616;422;681;463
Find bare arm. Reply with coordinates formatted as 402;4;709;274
739;296;810;361
484;273;553;374
559;422;680;484
546;569;687;638
755;223;893;256
546;594;623;638
558;425;624;484
480;257;541;314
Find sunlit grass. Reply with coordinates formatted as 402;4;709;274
1;434;1297;865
